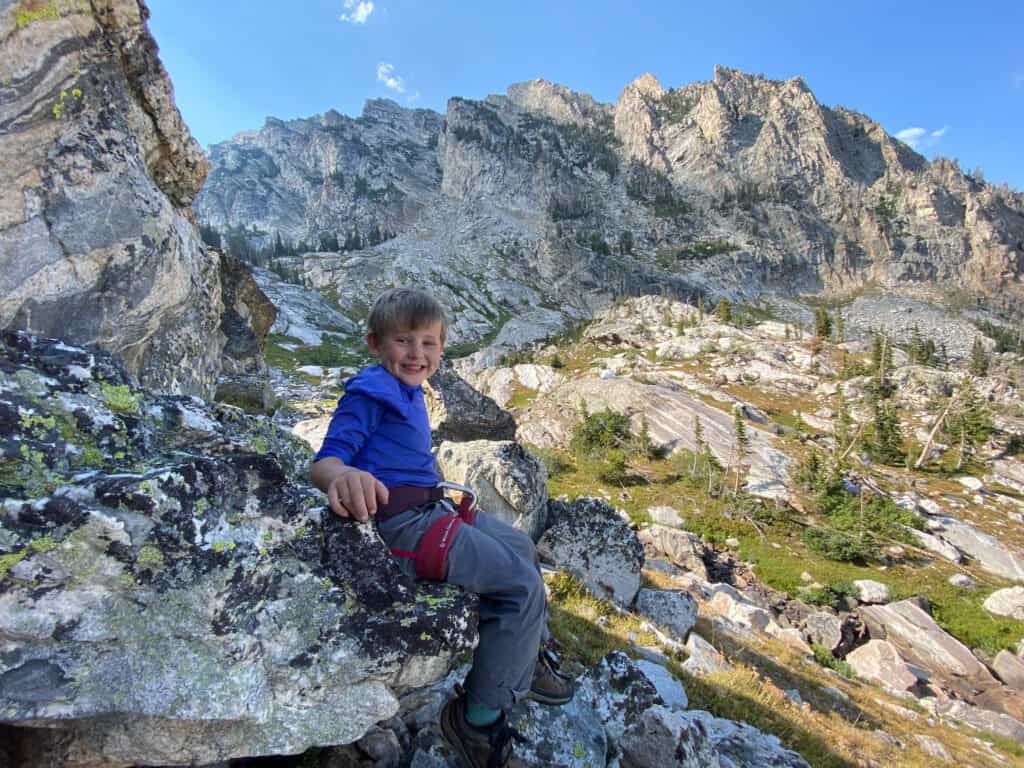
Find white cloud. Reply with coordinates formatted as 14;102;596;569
895;127;926;149
340;0;374;24
894;125;949;152
376;62;405;93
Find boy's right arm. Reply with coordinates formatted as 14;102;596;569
310;457;390;523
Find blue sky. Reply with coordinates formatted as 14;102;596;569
148;1;1024;190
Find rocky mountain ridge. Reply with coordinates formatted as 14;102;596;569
197;67;1024;356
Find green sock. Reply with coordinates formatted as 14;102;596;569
465;699;501;727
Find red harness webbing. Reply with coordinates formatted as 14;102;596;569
390;495;477;580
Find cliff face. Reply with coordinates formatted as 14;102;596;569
197;69;1024;346
0;0;227;396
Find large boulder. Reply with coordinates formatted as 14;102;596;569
0;333;476;766
425;359;515;443
860;599;998;698
638;525;709;580
539;497;643;606
0;0;229;397
925;516;1024;582
435;440;548;540
983;586;1024;620
924;698;1024;744
845;640;924;693
635;588;698;640
681;633;731;677
994;650;1024;691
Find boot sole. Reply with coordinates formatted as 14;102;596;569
526;688;574;706
440;700;477;768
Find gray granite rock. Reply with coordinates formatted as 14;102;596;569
983;586;1024;620
435;440;548;540
635;588;698;640
539;497;644;606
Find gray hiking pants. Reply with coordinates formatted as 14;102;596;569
377;500;548;711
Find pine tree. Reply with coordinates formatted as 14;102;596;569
697;295;705;323
969;336;990;376
814;306;833;340
732;406;750;494
835;313;845;343
692;414;705;475
869;396;904;465
944;385;994;470
715;298;731;324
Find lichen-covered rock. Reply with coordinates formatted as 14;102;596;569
620;706;721;768
635;588;698;640
539;497;643;606
435;439;548;540
0;333;476;766
0;0;228;397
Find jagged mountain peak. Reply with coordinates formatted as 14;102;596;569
501;77;611;126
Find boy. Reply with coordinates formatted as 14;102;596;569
310;288;572;768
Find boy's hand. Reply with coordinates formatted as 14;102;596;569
327;468;389;522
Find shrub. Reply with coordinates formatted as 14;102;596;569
801;527;873;563
812;645;854;678
570;408;633;457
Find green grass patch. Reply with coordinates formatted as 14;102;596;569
264;334;367;371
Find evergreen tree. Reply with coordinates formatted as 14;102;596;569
814;307;833;340
969;336;990;376
697;295;705;322
944;385;994;470
870;332;895;398
692;414;705;475
715;298;731;324
833;389;854;463
908;324;924;364
732;406;750;494
869;396;904;465
835;313;845;343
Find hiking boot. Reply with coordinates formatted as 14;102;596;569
528;648;574;705
440;689;526;768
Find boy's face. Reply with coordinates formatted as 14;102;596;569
366;321;444;387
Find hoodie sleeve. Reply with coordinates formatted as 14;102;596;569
313;392;383;465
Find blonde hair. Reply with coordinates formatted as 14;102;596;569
367;288;448;342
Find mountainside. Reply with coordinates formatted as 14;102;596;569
197;67;1024;355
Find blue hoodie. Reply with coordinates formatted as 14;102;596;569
314;364;439;488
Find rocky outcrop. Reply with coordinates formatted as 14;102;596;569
539;497;644;606
215;251;277;410
518;375;792;498
635;588;698;640
435;439;548;540
846;640;925;693
860;599;998;698
425;359;516;443
0;0;229;397
0;333;475;766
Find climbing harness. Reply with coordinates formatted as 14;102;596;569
387;480;477;580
